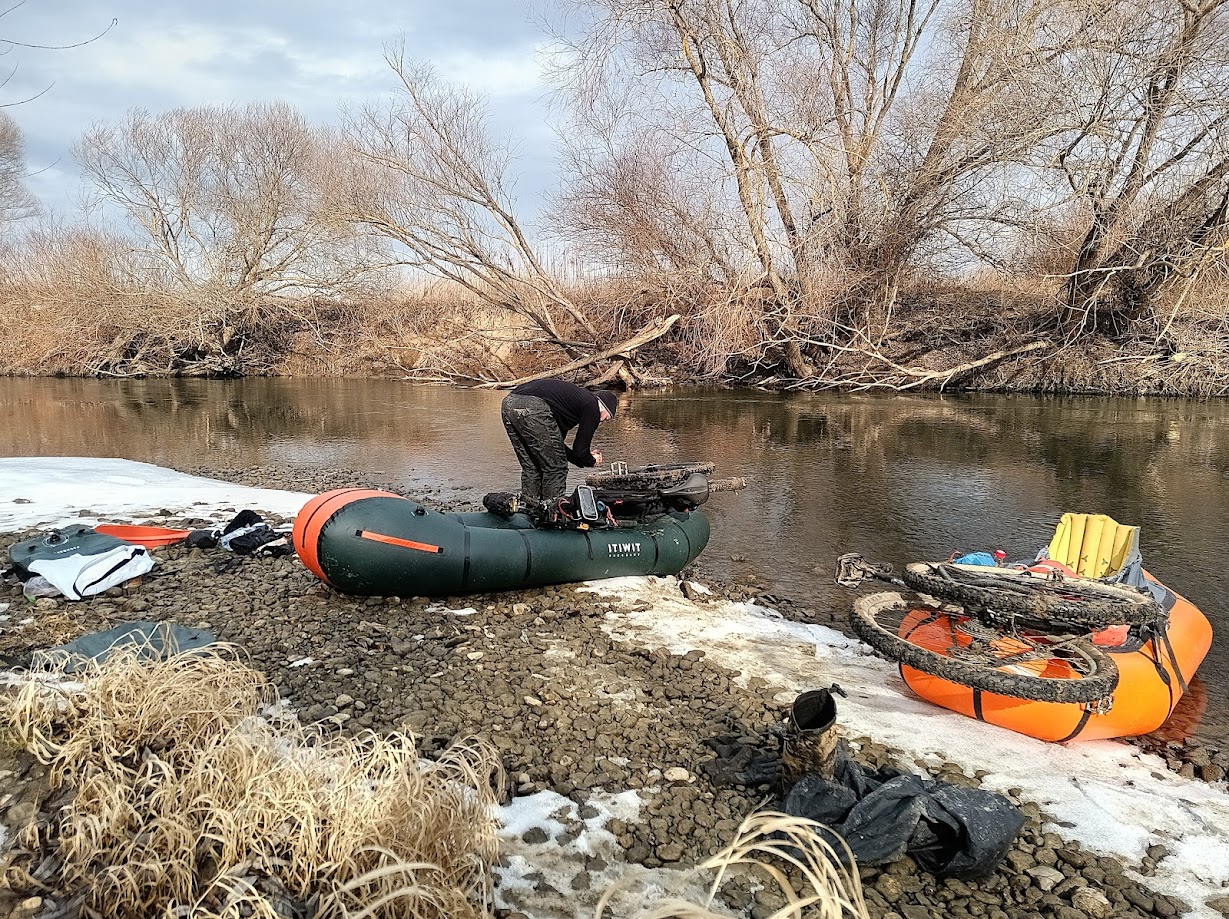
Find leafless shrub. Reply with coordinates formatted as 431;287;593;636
68;102;380;374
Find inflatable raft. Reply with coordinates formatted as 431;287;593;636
896;575;1212;741
293;488;710;597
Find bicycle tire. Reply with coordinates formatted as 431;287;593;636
851;592;1119;704
902;562;1165;629
585;462;716;489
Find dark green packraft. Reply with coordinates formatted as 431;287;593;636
8;526;129;577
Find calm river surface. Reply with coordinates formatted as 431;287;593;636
2;378;1225;745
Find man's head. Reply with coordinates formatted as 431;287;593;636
595;389;618;422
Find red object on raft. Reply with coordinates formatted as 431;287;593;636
94;524;192;549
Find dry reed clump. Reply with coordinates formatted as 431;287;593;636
596;812;870;919
0;646;503;919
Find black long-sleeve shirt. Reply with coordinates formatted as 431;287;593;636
510;379;603;467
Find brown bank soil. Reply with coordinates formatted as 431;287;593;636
0;463;1226;919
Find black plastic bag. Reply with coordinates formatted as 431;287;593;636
783;753;1024;878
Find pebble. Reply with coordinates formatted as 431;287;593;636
1025;865;1064;891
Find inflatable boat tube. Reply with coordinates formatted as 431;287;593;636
293;489;711;597
898;575;1212;741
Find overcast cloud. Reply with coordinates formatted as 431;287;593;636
2;0;560;222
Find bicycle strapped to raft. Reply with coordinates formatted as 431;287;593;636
833;552;1170;706
483;463;748;530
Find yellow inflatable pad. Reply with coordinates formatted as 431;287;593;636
1047;512;1139;578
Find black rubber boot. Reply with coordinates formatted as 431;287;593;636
781;688;839;786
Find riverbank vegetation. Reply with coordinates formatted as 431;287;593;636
0;646;504;918
4;0;1229;395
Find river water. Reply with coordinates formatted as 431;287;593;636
2;377;1225;745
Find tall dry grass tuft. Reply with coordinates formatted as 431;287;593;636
0;646;503;919
596;812;871;919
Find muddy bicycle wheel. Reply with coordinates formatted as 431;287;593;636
902;562;1166;629
851;592;1119;704
585;462;716;489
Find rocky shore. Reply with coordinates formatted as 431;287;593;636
177;462;1229;792
1;463;1227;919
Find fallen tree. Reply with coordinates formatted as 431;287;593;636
787;340;1050;392
478;314;680;388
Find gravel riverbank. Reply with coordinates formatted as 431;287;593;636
1;463;1226;919
177;462;1229;792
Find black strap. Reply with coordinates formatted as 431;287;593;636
1157;628;1189;694
1136;626;1175;713
74;548;146;598
1055;706;1094;742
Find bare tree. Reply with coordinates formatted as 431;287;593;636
549;0;832;375
0;110;37;226
1054;0;1229;337
547;0;1094;377
342;46;601;361
789;0;1080;267
73;102;371;372
556;126;741;283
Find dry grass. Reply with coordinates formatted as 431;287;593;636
596;813;870;919
0;645;503;919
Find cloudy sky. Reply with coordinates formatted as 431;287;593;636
2;0;561;221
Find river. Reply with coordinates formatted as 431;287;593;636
2;377;1224;745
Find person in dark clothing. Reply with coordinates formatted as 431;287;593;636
501;379;619;501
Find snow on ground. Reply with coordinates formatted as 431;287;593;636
0;457;310;531
2;458;1228;917
495;788;715;917
582;576;1229;918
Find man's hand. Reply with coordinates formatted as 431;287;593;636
591;451;603;466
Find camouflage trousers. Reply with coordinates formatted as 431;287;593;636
501;393;568;501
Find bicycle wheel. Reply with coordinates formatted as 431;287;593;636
851;592;1119;704
585;462;715;489
902;562;1165;629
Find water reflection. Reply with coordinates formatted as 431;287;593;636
2;378;1224;744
